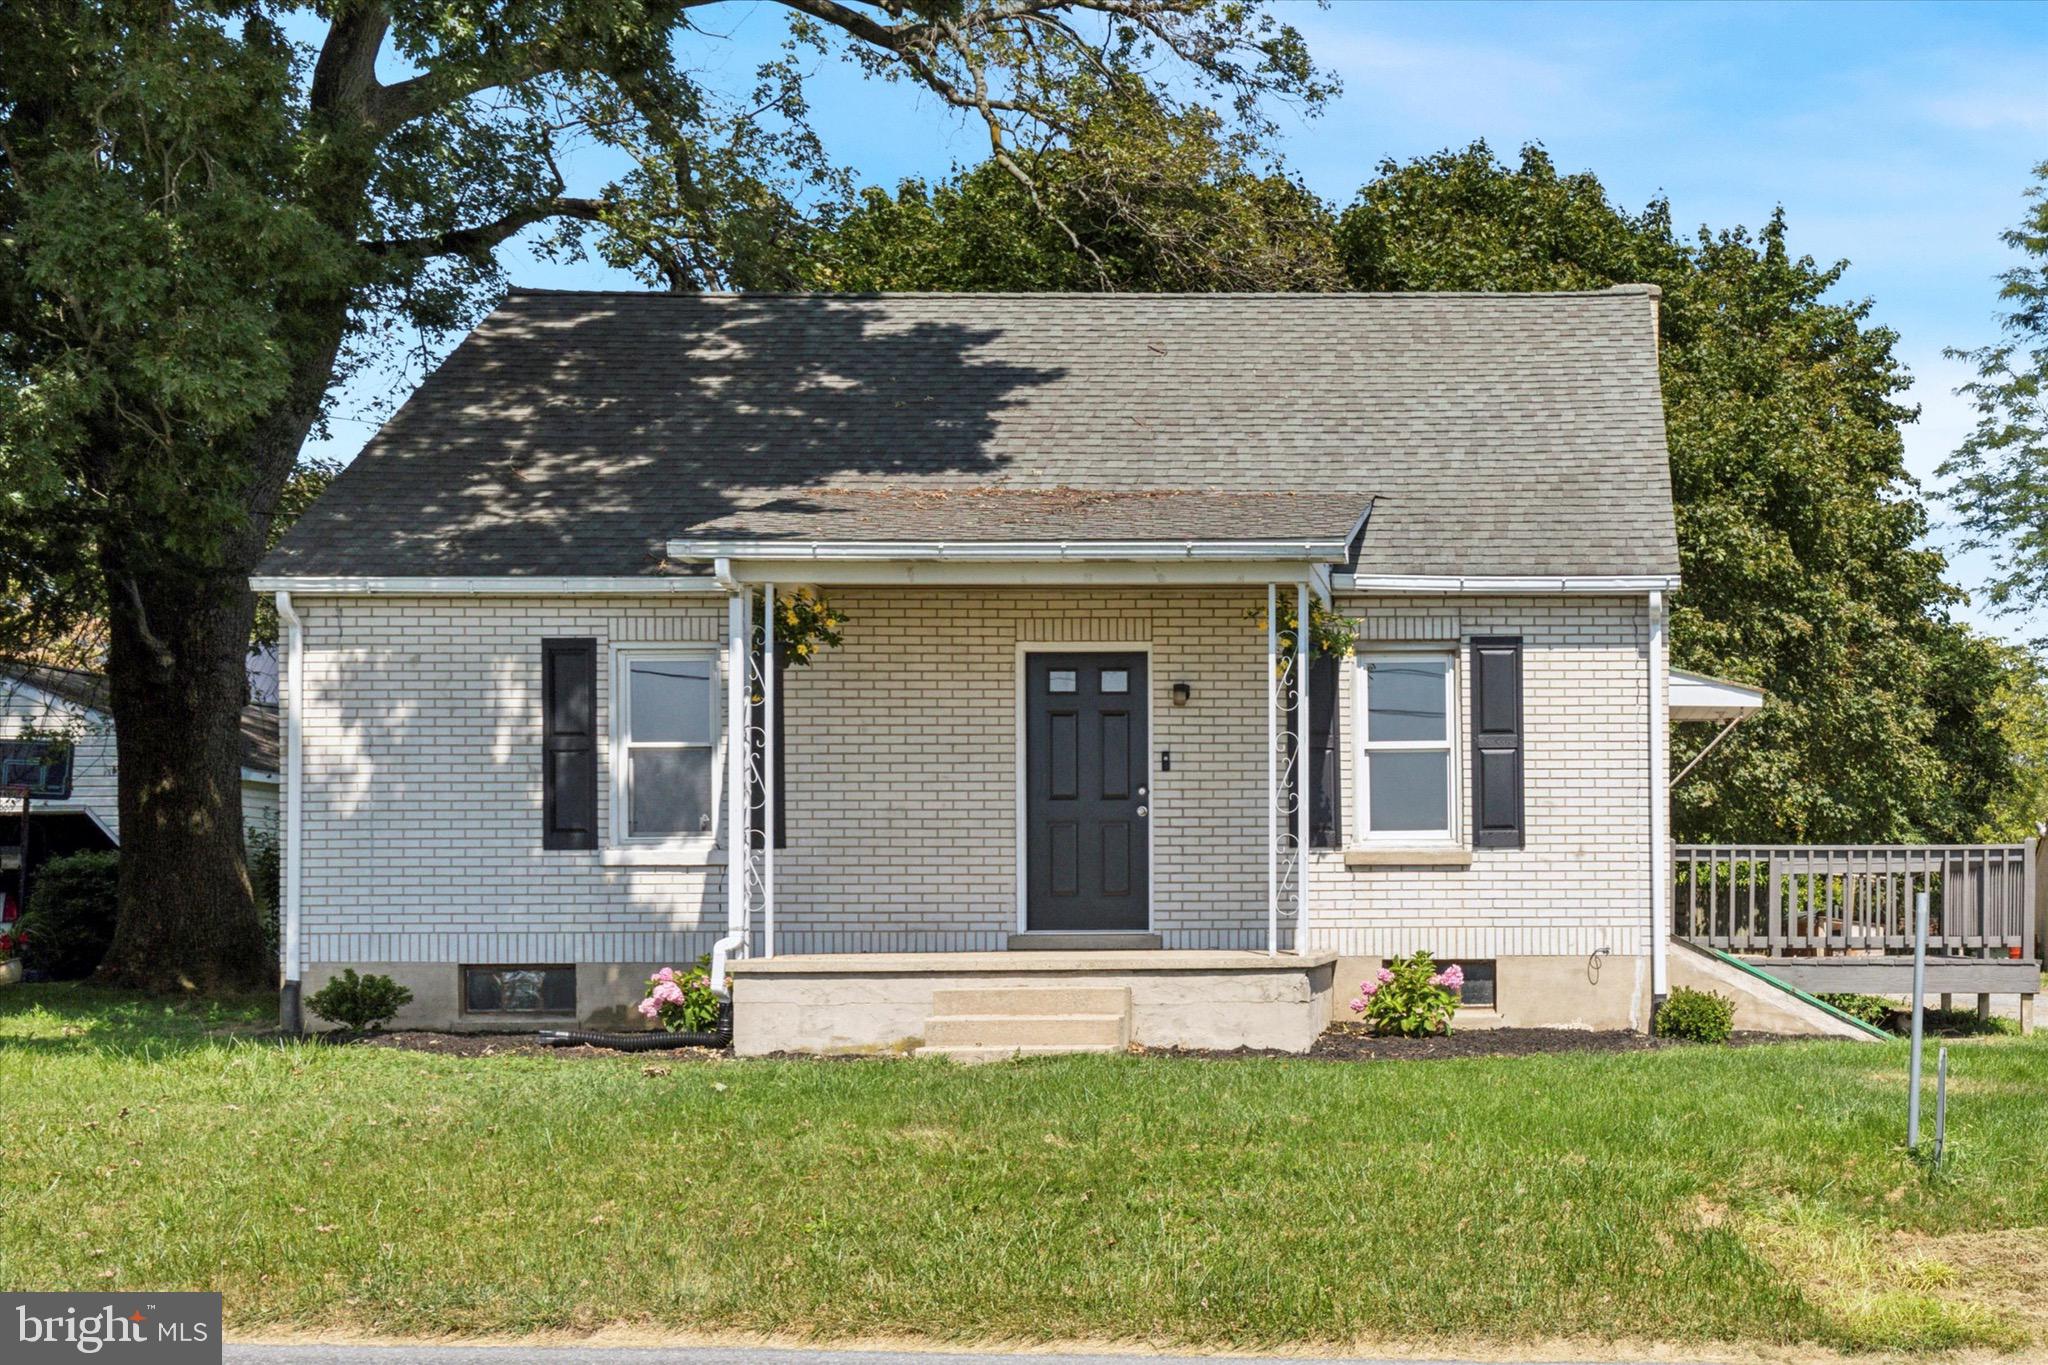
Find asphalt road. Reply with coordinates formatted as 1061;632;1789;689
224;1347;1687;1365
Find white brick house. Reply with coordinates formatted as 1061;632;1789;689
256;288;1693;1048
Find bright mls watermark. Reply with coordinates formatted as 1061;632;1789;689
3;1293;220;1362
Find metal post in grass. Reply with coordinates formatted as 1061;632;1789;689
1933;1045;1949;1170
1908;889;1929;1150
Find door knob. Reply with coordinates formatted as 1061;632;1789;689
1136;805;1149;818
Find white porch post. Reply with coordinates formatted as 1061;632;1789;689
1296;581;1311;949
1648;589;1670;1003
727;586;752;958
1267;582;1279;957
762;582;777;959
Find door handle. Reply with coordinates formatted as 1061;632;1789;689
1136;805;1149;819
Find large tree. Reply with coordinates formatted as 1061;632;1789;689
1941;160;2048;623
1338;144;2033;842
802;89;1343;292
0;0;1328;991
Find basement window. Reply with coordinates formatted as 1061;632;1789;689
1445;959;1496;1009
463;965;576;1015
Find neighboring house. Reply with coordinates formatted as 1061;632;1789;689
0;662;282;911
255;286;1774;1049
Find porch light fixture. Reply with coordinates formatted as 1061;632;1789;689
1171;681;1192;707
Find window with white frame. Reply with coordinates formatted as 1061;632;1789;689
1355;652;1459;842
614;650;720;845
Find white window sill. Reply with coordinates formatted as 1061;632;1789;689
1342;846;1473;869
601;845;727;868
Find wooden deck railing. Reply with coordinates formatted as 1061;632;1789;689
1674;843;2038;961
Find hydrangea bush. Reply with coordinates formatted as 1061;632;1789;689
638;955;726;1033
1349;951;1463;1036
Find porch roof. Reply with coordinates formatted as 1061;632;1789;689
1670;668;1766;722
666;487;1371;560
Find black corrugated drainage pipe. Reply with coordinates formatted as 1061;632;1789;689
537;1027;731;1051
538;1006;733;1051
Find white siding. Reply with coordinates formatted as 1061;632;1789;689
1311;594;1654;959
291;589;1658;969
0;680;119;841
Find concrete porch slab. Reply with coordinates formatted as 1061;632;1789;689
729;950;1338;1056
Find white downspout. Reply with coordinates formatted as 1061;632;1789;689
274;591;305;1033
1648;590;1671;1014
707;579;750;998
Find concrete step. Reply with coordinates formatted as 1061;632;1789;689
1008;932;1162;952
930;985;1132;1018
923;1012;1129;1048
913;1043;1120;1064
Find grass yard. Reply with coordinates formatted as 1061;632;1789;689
2;984;2045;1356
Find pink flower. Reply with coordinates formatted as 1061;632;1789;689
654;967;676;983
1360;979;1381;998
1439;963;1465;989
1375;967;1394;984
637;997;660;1019
653;980;685;1005
1347;997;1367;1014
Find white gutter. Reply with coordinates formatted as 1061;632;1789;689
274;591;306;1033
1336;574;1681;595
248;576;720;596
666;537;1357;563
1647;590;1671;1012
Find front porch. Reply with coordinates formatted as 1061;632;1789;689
728;949;1339;1057
711;569;1332;970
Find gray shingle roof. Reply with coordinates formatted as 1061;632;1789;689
261;289;1677;579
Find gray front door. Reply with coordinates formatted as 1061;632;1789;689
1025;651;1149;931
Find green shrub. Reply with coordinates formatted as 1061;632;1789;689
1819;992;1897;1027
1348;951;1463;1036
1656;986;1735;1043
1922;1006;2018;1037
246;832;281;960
306;969;413;1033
18;850;119;979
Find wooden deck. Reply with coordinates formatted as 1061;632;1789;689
1674;842;2041;1000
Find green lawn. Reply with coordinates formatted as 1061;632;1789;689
2;984;2043;1355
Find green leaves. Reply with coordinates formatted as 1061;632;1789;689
1940;160;2048;621
1332;143;2031;843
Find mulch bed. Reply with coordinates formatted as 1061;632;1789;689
345;1030;731;1061
302;1024;1801;1063
1159;1023;1798;1062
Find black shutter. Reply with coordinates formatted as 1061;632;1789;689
748;650;787;849
1286;653;1344;849
541;638;598;850
1308;652;1343;847
1470;636;1524;849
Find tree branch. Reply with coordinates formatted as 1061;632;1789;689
310;2;393;117
359;196;606;259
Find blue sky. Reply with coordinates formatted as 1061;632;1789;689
312;0;2048;640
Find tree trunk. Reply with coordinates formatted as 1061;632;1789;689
95;556;272;993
